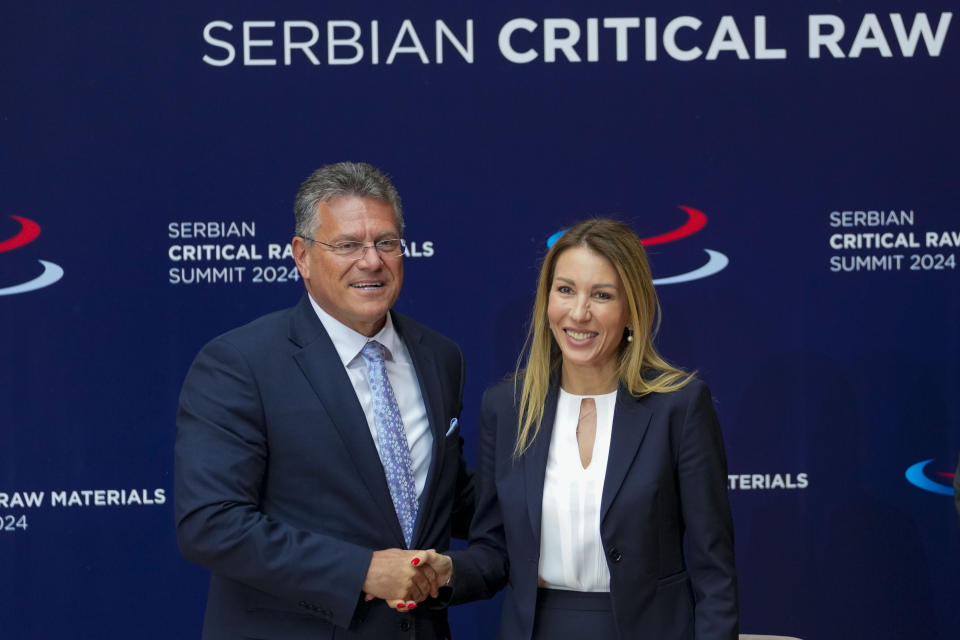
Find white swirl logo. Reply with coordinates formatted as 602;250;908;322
0;216;64;296
547;206;729;285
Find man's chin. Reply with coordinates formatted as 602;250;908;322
346;303;396;332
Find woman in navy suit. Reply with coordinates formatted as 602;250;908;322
403;218;738;638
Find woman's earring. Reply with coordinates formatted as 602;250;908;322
626;328;634;342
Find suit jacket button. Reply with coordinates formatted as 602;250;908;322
298;601;308;608
607;546;622;563
400;619;412;632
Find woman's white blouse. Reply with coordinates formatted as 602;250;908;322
537;388;618;592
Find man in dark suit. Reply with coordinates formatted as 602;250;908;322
175;162;472;639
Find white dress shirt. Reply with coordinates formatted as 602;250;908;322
538;388;617;592
308;296;433;499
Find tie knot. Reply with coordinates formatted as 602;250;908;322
361;340;386;364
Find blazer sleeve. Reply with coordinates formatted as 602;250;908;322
678;381;739;639
174;336;373;628
447;387;510;604
449;347;476;541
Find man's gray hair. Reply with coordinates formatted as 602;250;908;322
294;162;404;237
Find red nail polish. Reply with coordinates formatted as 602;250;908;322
408;603;417;610
397;603;406;609
411;558;420;566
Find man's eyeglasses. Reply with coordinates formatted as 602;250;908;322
299;235;406;260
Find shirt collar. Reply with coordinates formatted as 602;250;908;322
307;294;401;366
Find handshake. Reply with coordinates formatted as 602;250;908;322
361;548;454;611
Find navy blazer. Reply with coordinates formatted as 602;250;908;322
175;295;473;640
450;377;738;640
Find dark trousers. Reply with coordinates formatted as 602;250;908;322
531;589;618;640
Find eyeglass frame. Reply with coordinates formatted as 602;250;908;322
297;234;407;261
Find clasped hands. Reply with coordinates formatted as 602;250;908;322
361;548;453;611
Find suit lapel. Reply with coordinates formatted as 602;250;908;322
288;295;405;546
600;386;653;524
393;314;446;547
523;384;559;544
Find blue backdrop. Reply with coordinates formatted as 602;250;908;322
2;2;958;638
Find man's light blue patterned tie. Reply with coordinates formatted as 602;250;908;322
360;340;418;548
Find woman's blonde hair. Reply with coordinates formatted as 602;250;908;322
514;218;693;456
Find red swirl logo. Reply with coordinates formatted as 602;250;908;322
547;206;728;285
0;215;64;295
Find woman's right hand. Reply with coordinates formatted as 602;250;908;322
384;549;453;612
